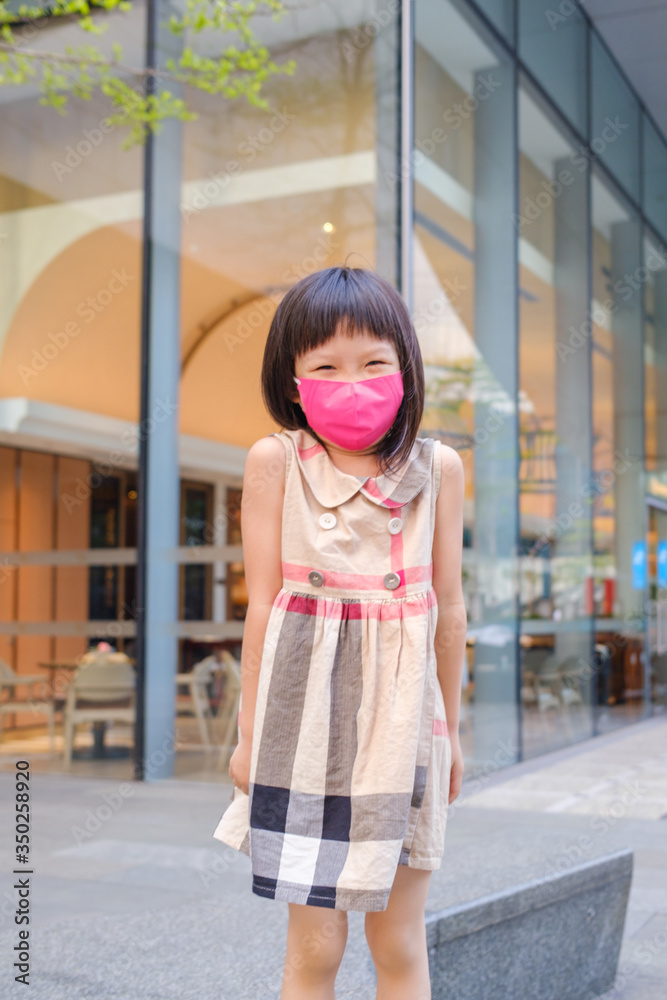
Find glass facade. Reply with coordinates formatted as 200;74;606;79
591;33;640;202
0;0;665;780
413;0;520;770
591;173;645;732
518;0;587;135
644;228;667;714
518;82;594;757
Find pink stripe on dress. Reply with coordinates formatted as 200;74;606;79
273;587;438;619
297;441;325;460
362;477;403;508
281;562;433;589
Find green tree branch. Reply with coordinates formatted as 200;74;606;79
0;0;295;147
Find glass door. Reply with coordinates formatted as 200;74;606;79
646;501;667;712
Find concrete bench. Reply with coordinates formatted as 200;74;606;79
424;848;633;1000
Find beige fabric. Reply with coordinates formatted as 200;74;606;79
213;427;451;910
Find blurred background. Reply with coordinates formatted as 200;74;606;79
0;0;666;783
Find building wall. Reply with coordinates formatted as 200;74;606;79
0;0;666;772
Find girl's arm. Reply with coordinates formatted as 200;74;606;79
431;445;467;738
237;434;286;745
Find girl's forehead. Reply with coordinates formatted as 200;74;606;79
299;330;397;358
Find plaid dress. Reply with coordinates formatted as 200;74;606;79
212;427;452;912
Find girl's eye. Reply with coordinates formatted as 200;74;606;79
313;361;385;371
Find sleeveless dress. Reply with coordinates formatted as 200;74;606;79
212;426;452;912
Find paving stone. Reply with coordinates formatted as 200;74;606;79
0;717;665;998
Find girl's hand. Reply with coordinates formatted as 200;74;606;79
229;736;252;795
448;732;464;805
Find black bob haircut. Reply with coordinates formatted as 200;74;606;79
260;266;425;478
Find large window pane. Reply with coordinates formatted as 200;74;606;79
518;0;587;135
591;174;645;732
518;85;594;757
646;505;667;714
643;116;667;244
0;9;144;717
645;232;667;493
414;0;520;775
645;231;667;715
475;0;515;40
0;22;143;421
173;3;401;774
591;34;640;202
179;2;399;449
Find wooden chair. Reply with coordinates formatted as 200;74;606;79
0;659;56;751
215;650;242;770
63;653;135;767
175;654;224;746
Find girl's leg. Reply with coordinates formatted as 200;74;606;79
364;865;433;1000
280;901;349;1000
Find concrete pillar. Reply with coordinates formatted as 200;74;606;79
375;0;401;288
653;269;667;480
552;154;592;679
472;60;520;765
649;267;667;708
134;0;183;780
609;219;644;620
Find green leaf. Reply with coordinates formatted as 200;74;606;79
0;0;295;146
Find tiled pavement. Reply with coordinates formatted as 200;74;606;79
0;714;665;999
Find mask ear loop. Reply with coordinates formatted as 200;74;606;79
292;375;330;451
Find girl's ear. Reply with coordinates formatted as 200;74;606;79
291;375;302;406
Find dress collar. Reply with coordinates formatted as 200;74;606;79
277;427;434;510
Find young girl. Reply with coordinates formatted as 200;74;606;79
213;265;466;1000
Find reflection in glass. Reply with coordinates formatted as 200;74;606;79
591;174;646;732
591;34;640;201
643;117;667;246
0;7;144;706
414;0;519;774
181;483;213;622
645;231;667;714
89;475;120;623
475;0;514;40
645;232;667;491
518;0;587;135
647;505;667;711
518;86;593;756
179;2;399;448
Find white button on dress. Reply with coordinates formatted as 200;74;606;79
388;517;402;534
319;513;337;530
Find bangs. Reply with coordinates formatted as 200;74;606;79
261;266;425;478
280;267;410;358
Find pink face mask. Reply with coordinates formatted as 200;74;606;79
293;370;404;451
